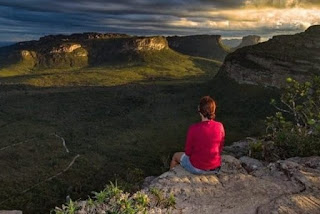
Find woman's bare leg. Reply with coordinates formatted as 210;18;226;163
170;152;184;169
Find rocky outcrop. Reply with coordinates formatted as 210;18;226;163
121;36;168;52
167;35;229;61
223;137;254;158
0;34;169;69
233;35;261;50
50;43;82;54
54;138;320;214
145;155;320;214
219;25;320;88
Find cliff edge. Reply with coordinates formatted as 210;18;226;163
219;25;320;88
167;35;229;62
59;143;320;214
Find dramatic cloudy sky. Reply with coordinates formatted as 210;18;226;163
0;0;319;42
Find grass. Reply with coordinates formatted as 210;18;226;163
0;49;277;213
0;49;221;87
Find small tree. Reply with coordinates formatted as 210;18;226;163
265;76;320;158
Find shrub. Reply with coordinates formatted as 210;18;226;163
265;76;320;158
53;182;175;214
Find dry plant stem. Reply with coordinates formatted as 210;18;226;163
53;133;70;153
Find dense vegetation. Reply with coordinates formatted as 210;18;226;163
265;76;320;159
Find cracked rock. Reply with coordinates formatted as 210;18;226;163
145;155;320;214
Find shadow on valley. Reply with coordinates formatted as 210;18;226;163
0;76;278;213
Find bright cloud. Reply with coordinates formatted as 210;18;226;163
167;7;320;35
244;0;320;8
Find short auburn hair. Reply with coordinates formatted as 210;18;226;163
199;96;216;119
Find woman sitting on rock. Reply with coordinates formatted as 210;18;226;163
170;96;225;174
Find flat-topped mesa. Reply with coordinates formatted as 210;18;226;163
167;35;229;61
219;25;320;88
0;34;169;69
233;35;261;50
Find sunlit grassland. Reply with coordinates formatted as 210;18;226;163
0;49;222;87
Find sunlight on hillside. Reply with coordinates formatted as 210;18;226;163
0;50;221;87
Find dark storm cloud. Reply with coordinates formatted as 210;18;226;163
0;0;319;42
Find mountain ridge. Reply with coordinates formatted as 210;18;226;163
219;25;320;88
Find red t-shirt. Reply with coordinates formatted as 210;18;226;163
185;120;225;170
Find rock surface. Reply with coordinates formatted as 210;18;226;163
219;25;320;88
239;156;264;172
121;36;168;52
145;155;320;214
50;43;82;54
223;138;252;158
167;35;229;61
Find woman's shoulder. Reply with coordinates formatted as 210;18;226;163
213;120;224;126
190;120;223;127
189;120;224;127
212;120;224;129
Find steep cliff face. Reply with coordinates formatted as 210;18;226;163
122;37;168;52
167;35;229;61
233;35;261;50
219;25;320;88
0;34;169;69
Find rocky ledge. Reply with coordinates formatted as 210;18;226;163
145;154;320;214
51;139;320;214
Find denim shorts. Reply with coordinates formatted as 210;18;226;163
180;153;220;175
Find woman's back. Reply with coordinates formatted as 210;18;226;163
185;120;225;170
170;96;225;174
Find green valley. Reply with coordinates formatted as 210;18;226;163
0;34;277;213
